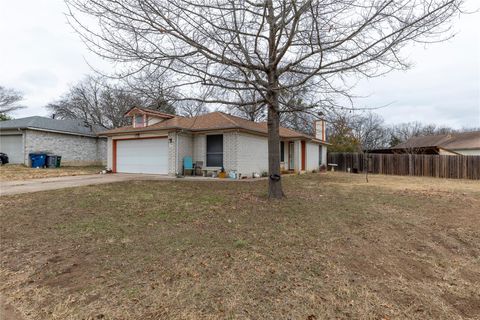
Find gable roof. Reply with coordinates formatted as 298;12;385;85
100;111;322;142
125;106;176;119
0;116;104;137
394;131;480;150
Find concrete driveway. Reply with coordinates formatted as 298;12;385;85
0;173;244;196
0;173;173;196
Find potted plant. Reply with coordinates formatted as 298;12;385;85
218;167;227;178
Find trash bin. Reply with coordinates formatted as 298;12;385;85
55;156;62;168
45;155;58;168
29;153;47;168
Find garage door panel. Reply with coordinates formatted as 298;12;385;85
116;138;168;174
0;135;23;164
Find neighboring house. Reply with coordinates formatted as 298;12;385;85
0;116;107;165
371;131;480;155
100;107;329;176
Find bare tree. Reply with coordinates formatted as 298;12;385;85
47;75;181;128
326;112;360;152
125;73;177;114
351;112;389;150
47;76;142;129
66;0;463;198
0;86;25;117
387;121;456;147
176;100;209;117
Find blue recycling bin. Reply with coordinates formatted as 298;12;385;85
29;153;47;168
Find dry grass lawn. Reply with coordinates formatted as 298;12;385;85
0;165;103;181
0;173;479;319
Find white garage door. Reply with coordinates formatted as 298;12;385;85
116;138;169;174
0;134;23;164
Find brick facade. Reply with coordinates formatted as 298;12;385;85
236;132;268;176
106;129;326;176
193;134;206;166
24;130;106;166
168;132;176;175
176;132;193;175
222;132;238;172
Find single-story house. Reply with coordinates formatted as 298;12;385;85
370;131;480;155
100;107;328;176
0;116;107;165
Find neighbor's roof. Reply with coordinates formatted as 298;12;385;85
394;131;480;150
0;116;105;137
100;111;323;142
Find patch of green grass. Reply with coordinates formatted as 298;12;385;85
125;287;141;299
198;194;227;205
142;210;169;221
57;216;126;238
233;239;248;248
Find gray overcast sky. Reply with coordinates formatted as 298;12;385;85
1;0;479;129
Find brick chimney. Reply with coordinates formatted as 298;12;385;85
314;119;326;142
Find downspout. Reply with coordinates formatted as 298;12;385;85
20;128;26;165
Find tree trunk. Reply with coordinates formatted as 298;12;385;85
267;94;284;199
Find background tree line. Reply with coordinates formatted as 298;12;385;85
5;76;476;154
45;75;203;129
325;110;478;152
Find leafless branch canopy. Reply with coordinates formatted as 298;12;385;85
66;0;462;110
0;86;25;115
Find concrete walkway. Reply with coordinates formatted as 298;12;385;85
0;173;257;196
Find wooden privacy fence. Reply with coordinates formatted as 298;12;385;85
327;153;480;180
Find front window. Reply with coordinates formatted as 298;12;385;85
206;134;223;167
280;141;285;162
135;115;144;127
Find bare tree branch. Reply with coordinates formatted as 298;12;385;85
65;0;464;198
0;86;25;116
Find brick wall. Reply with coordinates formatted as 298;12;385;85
193;134;206;166
176;132;193;175
306;141;320;171
320;145;327;166
107;137;113;169
24;130;106;166
168;132;176;175
223;132;238;172
97;138;107;165
236;132;268;177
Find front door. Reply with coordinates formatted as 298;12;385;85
288;142;294;170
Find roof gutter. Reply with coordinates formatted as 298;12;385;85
1;126;99;138
99;125;329;144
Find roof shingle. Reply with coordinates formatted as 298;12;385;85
100;111;320;141
394;131;480;150
0;116;104;136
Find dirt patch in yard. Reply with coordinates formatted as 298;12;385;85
0;295;25;320
0;165;103;181
0;173;479;319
